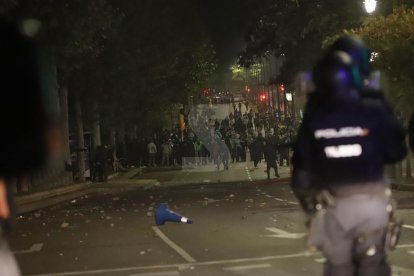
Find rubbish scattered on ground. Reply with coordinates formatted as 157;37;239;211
61;222;69;228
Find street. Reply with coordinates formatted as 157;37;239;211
7;160;414;276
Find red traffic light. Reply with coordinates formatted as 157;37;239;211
279;84;285;92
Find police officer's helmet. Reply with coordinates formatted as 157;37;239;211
328;35;371;78
313;51;361;102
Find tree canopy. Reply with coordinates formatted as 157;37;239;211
350;7;414;115
239;0;392;82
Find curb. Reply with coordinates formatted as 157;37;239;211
391;183;414;192
14;168;149;215
15;183;94;214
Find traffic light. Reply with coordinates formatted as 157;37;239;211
260;94;267;102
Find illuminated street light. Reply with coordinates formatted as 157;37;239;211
364;0;377;14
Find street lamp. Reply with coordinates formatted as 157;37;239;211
364;0;377;14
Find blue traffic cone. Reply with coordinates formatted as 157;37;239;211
155;203;193;226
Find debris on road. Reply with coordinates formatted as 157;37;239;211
61;222;70;228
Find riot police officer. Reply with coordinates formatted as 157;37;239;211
292;46;406;276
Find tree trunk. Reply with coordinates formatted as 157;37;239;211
116;122;126;160
389;164;397;179
406;150;412;179
93;120;102;149
74;91;86;182
92;105;102;149
109;127;117;171
109;127;116;148
116;122;126;144
59;84;73;179
397;162;403;179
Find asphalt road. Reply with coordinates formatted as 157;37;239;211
6;160;414;276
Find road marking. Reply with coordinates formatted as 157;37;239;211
129;271;179;276
263;227;306;239
223;263;272;271
28;252;317;276
288;201;299;205
392;266;414;275
396;243;414;249
403;224;414;230
274;198;284;202
408;251;414;254
152;226;196;263
245;166;253;182
13;243;43;254
314;258;326;263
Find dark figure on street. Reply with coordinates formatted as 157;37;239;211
147;140;157;167
94;145;108;182
250;138;263;168
263;139;280;179
292;39;406;276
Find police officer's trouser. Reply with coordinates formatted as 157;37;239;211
0;238;21;276
308;189;391;276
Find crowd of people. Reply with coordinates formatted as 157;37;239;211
94;100;301;180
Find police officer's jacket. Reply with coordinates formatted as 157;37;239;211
291;93;406;209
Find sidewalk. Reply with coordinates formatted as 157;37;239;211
14;168;158;214
391;178;414;192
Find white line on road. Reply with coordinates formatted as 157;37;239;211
314;258;326;263
396;243;414;249
263;227;306;239
129;271;180;276
288;201;299;205
13;243;43;254
223;263;272;271
274;198;284;202
392;266;414;274
28;252;317;276
403;224;414;230
152;226;196;263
